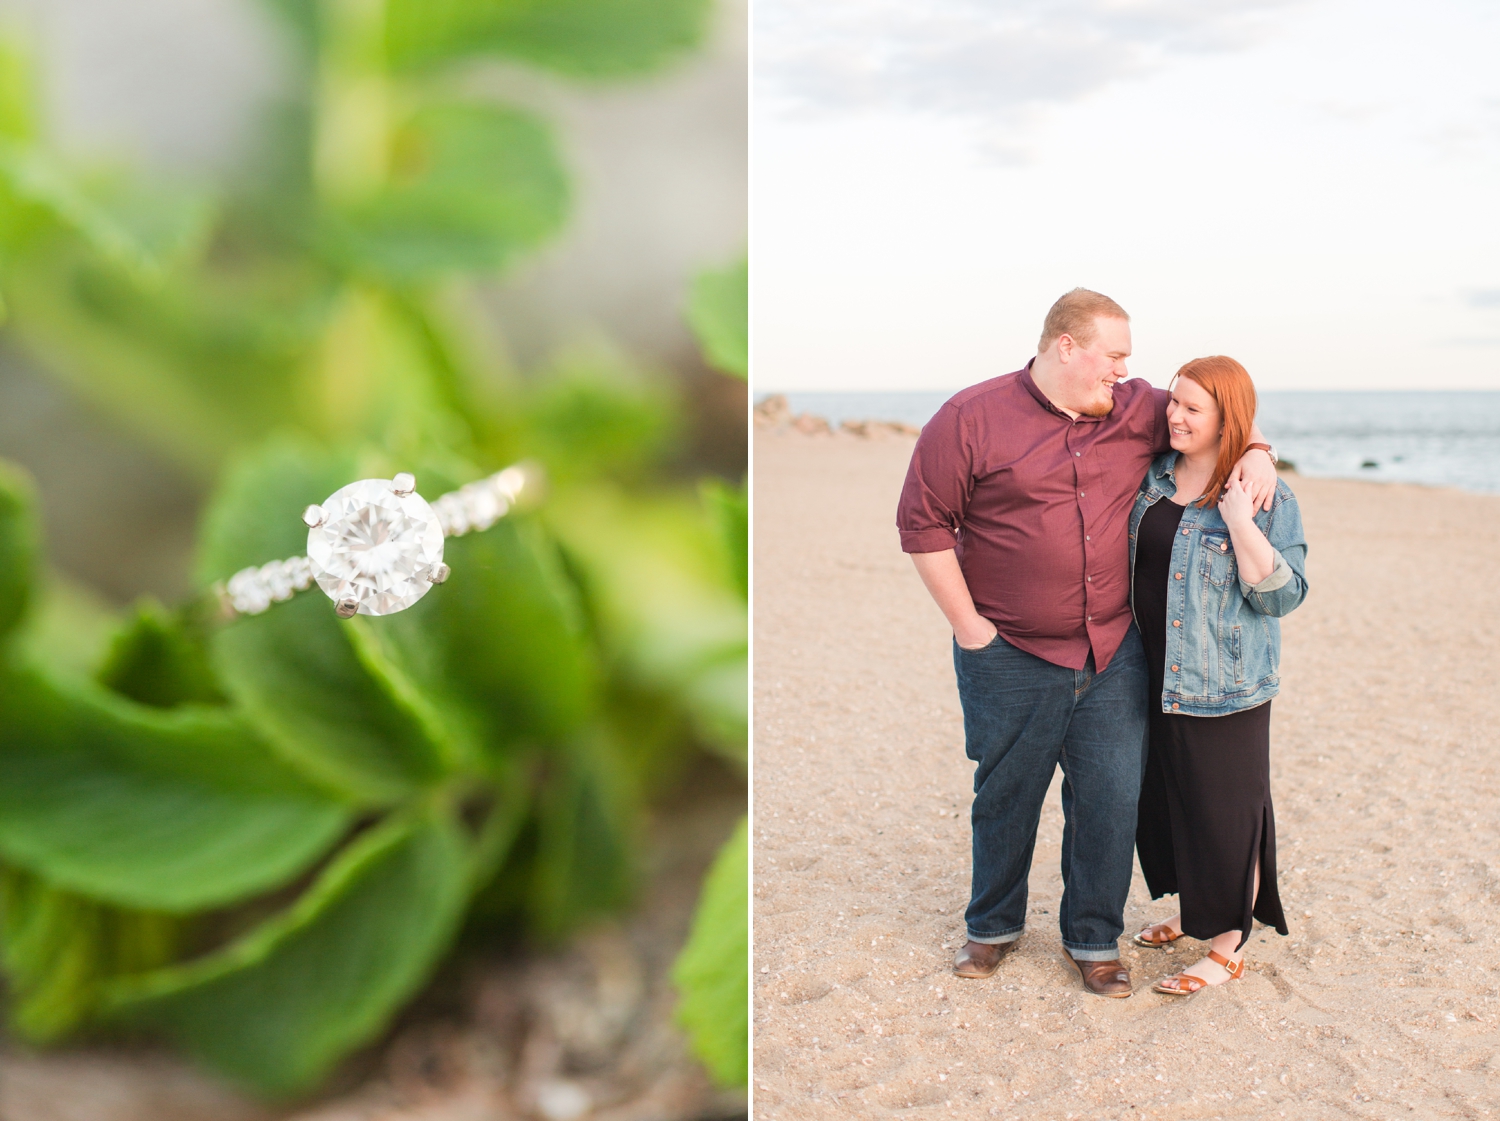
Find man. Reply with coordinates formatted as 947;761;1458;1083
896;289;1277;997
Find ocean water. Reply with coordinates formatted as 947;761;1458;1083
772;390;1500;495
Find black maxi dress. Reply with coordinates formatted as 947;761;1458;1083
1132;498;1288;948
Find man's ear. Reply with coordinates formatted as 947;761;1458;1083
1056;333;1074;361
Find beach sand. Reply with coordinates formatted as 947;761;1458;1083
752;425;1500;1119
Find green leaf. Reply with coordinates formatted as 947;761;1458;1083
1;868;180;1043
686;256;747;380
0;458;37;644
548;486;745;762
525;731;636;939
209;566;452;805
518;350;681;482
11;574;116;677
258;0;319;43
679;650;746;764
672;816;746;1086
0;250;318;478
199;439;453;802
302;286;474;454
383;515;596;750
0;26;39;143
699;477;746;600
0;142;215;279
0;662;351;911
97;599;225;708
109;811;471;1097
324;103;568;283
385;0;712;79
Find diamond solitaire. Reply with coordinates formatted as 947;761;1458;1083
306;476;445;617
219;464;534;620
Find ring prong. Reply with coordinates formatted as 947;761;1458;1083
392;472;416;496
303;504;326;528
429;563;451;585
335;598;359;618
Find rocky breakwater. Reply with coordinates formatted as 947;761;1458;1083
753;395;920;439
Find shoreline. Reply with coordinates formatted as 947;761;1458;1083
752;394;1500;500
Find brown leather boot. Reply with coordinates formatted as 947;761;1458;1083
953;939;1016;979
1063;949;1132;998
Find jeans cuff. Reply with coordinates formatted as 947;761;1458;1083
966;927;1023;945
1062;941;1121;962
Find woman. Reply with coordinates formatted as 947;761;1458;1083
1126;356;1308;995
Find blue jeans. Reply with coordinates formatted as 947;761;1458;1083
953;626;1149;961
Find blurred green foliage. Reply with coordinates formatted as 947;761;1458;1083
672;814;746;1085
0;0;745;1098
687;255;747;380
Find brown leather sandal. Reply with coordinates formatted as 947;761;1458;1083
1132;921;1184;948
1151;949;1245;996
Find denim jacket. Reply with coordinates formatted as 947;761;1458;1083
1128;452;1309;716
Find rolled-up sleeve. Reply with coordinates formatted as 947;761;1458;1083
1240;486;1309;616
897;403;973;554
1245;548;1293;593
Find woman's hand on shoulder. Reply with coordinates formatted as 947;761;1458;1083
1220;476;1278;584
1230;446;1278;511
1217;476;1258;529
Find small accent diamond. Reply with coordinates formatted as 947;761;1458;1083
306;478;445;616
226;566;272;615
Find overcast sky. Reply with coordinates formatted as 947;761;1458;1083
754;0;1500;391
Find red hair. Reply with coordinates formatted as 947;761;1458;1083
1170;356;1257;509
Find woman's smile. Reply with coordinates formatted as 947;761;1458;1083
1166;375;1222;455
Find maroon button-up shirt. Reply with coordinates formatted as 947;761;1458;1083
897;362;1171;672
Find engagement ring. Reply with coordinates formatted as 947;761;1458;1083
216;463;539;620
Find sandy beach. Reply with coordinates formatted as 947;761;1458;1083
752;422;1500;1119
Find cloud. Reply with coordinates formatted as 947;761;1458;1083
1466;290;1500;309
756;0;1301;123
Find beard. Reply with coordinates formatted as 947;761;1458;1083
1078;390;1115;418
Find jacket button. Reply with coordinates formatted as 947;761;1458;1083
1171;664;1180;672
1174;573;1183;580
1181;529;1189;535
1171;703;1180;710
1172;620;1181;627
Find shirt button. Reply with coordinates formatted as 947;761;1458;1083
1171;664;1180;672
1087;616;1092;622
1079;491;1085;497
1086;575;1092;582
1174;573;1183;580
1172;620;1182;627
1085;535;1091;541
1075;451;1081;457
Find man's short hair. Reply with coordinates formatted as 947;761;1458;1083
1038;288;1130;351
